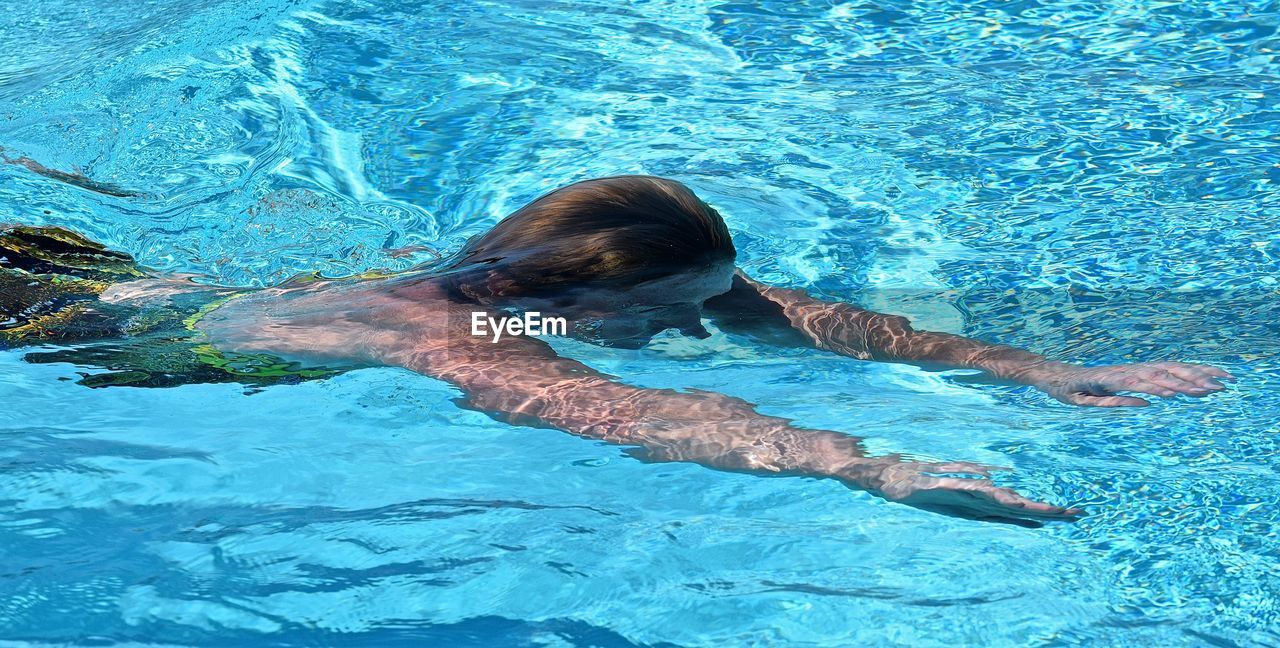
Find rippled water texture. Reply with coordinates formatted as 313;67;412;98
2;1;1279;645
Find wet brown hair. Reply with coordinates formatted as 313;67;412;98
441;175;735;301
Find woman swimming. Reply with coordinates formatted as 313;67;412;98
0;175;1234;526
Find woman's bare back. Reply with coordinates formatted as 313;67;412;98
194;277;459;370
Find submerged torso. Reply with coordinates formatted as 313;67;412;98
5;268;456;389
194;274;463;371
1;225;493;389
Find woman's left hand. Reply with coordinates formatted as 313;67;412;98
839;458;1082;527
1028;361;1234;407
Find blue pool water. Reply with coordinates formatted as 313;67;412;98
2;0;1278;645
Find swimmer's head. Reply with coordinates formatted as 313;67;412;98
441;175;736;347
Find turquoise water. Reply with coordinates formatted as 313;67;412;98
2;0;1278;645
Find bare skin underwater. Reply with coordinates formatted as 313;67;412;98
0;168;1234;527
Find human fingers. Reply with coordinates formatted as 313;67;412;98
1065;392;1150;407
1131;367;1216;397
917;461;1011;477
1156;362;1235;387
900;479;1082;525
939;480;1083;519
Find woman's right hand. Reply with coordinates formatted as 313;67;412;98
838;458;1083;528
1025;361;1234;407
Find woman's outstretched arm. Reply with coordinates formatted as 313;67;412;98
704;271;1233;407
380;323;1079;527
